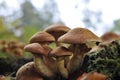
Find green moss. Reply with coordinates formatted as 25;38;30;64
86;40;120;80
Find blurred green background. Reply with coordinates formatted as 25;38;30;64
0;0;120;43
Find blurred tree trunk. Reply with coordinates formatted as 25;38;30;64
20;0;64;29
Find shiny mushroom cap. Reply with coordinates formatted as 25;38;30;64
29;31;55;43
44;24;71;40
49;46;72;58
58;27;101;44
101;31;120;42
24;43;52;56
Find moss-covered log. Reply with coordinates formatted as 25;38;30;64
83;40;120;80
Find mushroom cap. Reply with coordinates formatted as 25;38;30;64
29;31;55;43
12;48;23;56
0;75;5;80
24;43;52;56
49;46;72;57
85;71;107;80
44;24;71;39
101;32;120;42
16;62;43;80
58;27;101;44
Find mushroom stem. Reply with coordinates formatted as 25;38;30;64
55;41;61;46
67;51;84;74
67;44;91;74
34;55;54;78
56;57;68;78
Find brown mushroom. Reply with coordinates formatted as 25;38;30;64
0;40;10;53
12;47;23;56
85;71;107;80
8;40;22;49
98;32;120;48
29;31;55;45
0;75;5;80
24;43;55;78
49;46;72;78
16;62;43;80
58;27;101;44
44;24;71;46
77;72;107;80
58;27;101;74
29;31;58;74
101;32;120;42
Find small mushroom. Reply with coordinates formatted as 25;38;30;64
29;31;58;74
44;24;71;46
58;27;101;74
101;32;120;42
16;62;43;80
12;47;23;56
98;32;120;48
49;46;72;78
24;43;55;78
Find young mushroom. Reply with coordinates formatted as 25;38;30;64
29;31;58;74
101;31;120;42
58;27;102;76
16;62;43;80
24;43;55;78
44;24;71;69
44;24;71;46
49;46;72;79
97;32;120;49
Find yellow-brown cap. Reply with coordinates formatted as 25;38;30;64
49;46;72;58
58;27;101;44
29;31;55;43
24;43;52;56
101;31;120;42
44;24;71;40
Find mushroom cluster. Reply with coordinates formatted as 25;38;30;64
0;40;25;56
16;24;107;80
